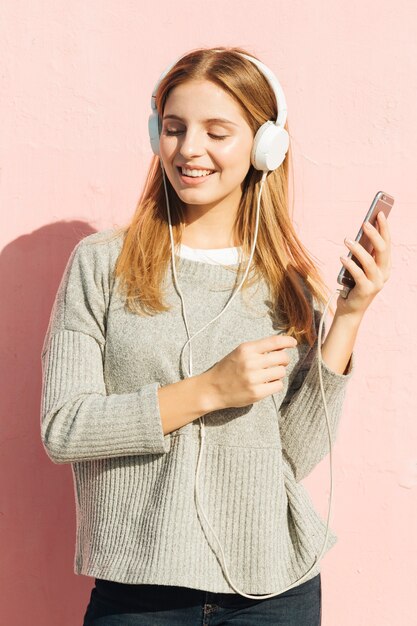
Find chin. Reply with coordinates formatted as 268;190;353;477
178;194;215;205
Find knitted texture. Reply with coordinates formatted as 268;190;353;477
40;229;355;594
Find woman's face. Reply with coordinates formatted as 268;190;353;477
158;79;254;215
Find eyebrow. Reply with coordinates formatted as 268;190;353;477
162;114;238;127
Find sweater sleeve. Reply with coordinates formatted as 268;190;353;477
40;236;171;465
277;306;355;483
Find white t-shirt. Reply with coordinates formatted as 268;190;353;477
178;243;242;265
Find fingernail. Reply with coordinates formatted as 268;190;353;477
363;221;372;229
344;237;354;246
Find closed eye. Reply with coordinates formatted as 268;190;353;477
164;130;228;141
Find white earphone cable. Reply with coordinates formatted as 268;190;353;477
161;162;346;599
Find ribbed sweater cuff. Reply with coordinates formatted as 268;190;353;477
41;330;171;463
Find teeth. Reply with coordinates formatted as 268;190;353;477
181;167;214;177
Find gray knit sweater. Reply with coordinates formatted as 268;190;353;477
40;228;355;595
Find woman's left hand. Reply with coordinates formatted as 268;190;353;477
336;210;392;317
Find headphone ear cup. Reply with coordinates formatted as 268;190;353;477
148;112;161;156
251;121;290;171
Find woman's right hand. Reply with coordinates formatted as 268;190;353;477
203;334;298;410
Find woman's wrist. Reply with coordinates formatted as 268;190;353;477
333;305;365;330
320;308;363;375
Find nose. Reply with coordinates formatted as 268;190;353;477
178;128;206;158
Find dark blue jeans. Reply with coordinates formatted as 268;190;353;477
82;573;321;625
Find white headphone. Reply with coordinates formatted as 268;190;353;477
146;50;339;600
148;49;290;172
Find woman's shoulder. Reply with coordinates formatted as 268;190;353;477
78;227;125;250
60;228;126;302
75;227;125;267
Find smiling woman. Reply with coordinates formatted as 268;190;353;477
41;45;392;626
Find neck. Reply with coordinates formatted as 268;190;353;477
181;187;243;249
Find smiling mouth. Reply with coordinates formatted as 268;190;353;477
176;167;217;178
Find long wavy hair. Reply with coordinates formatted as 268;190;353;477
108;46;334;346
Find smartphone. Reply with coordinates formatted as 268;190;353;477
337;191;394;292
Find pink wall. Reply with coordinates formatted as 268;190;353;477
1;1;415;624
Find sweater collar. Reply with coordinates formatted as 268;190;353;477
172;253;245;287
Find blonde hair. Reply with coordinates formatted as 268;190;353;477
111;46;334;346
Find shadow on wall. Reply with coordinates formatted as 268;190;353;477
0;221;98;626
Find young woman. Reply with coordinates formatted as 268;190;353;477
40;46;392;625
